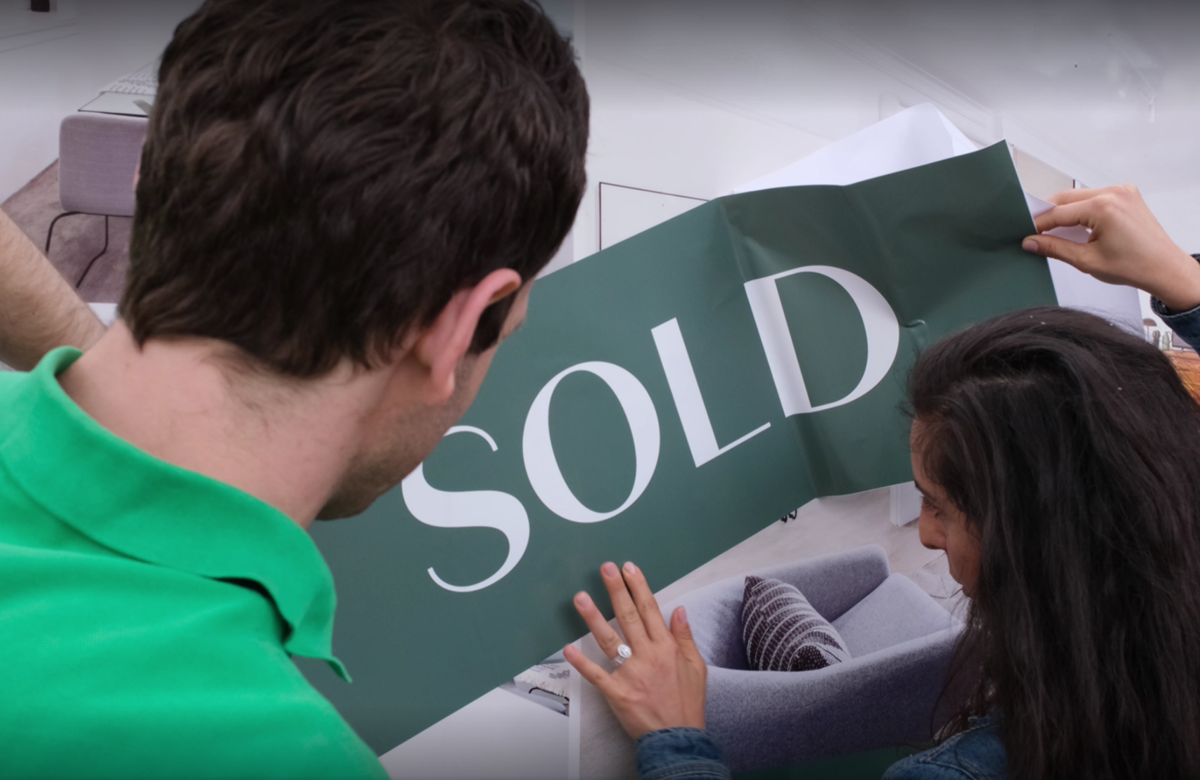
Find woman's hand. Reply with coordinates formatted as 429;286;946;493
563;561;707;740
1022;184;1200;312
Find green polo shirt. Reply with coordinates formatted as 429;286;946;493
0;348;387;779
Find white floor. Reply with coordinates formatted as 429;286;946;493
380;687;570;780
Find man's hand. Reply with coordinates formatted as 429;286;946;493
563;561;707;740
1022;184;1200;313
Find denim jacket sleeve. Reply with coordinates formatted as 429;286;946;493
636;728;732;780
1150;254;1200;353
880;715;1006;780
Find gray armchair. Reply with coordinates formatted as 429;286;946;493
59;112;147;218
661;545;961;772
48;112;147;287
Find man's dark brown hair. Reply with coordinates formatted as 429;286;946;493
122;0;588;377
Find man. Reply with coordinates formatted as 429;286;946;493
0;0;587;776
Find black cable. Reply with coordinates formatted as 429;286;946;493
76;215;109;288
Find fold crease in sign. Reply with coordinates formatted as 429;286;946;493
733;103;1139;332
745;266;900;416
302;141;1059;756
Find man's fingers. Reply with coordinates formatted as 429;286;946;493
573;590;625;659
601;562;649;649
621;562;671;642
1023;234;1090;269
670;606;706;667
563;644;620;698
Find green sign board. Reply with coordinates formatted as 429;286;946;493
300;142;1057;754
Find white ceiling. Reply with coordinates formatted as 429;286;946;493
829;0;1200;192
583;0;1200;193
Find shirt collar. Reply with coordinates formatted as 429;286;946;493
0;347;349;681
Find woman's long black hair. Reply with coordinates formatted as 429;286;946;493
909;306;1200;780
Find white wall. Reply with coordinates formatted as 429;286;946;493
0;1;199;201
573;55;828;259
571;0;1111;261
2;0;1144;262
1146;187;1200;255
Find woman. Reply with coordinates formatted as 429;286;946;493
894;305;1200;779
564;185;1200;780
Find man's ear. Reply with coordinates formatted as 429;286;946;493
411;269;523;404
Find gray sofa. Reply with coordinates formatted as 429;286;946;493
660;545;961;772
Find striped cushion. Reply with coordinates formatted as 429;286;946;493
741;575;851;672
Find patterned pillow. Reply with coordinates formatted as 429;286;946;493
741;575;852;672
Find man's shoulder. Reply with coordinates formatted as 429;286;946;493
0;356;74;450
3;684;385;779
0;551;383;778
0;354;382;777
0;366;35;420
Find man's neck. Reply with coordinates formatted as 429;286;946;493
57;322;388;528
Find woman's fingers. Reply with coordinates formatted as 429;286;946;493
573;590;625;659
1023;233;1093;270
670;606;706;669
563;644;619;698
620;562;671;643
1044;186;1104;206
567;564;710;741
1032;200;1094;235
601;561;649;649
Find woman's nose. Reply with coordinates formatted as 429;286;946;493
918;511;946;551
